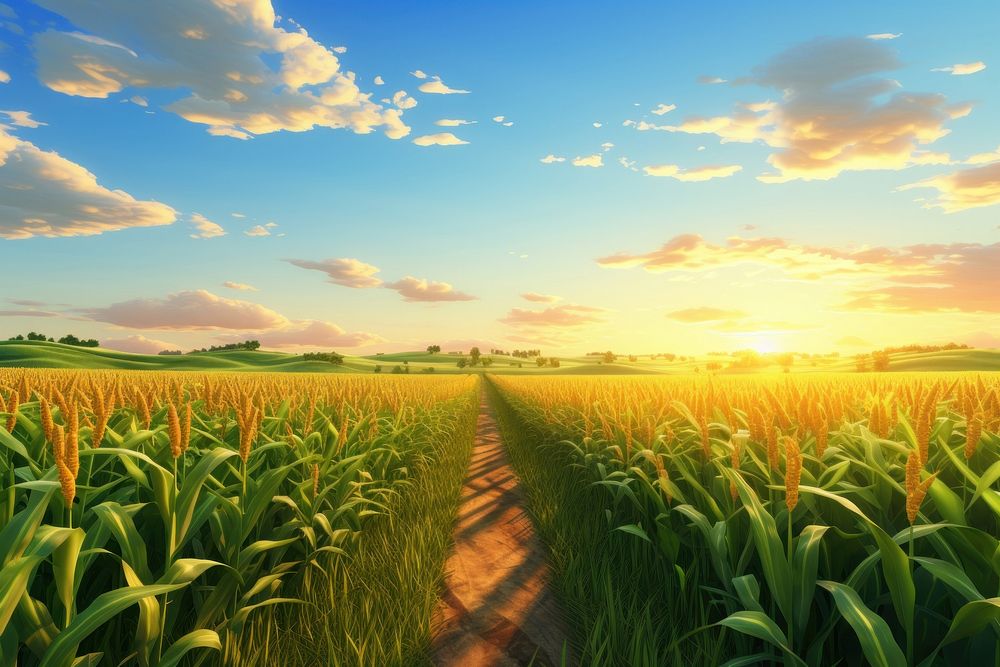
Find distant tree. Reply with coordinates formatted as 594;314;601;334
457;358;468;369
536;357;547;367
391;365;404;374
706;361;722;371
8;334;24;341
548;357;560;368
854;354;871;373
872;350;891;372
302;351;344;364
481;357;493;367
373;365;383;373
426;345;441;354
469;347;481;366
602;351;617;364
403;361;410;373
776;353;794;371
422;367;435;373
628;355;638;362
26;332;47;341
158;350;183;356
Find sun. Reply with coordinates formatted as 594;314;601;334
743;335;780;354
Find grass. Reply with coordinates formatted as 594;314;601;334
5;340;999;376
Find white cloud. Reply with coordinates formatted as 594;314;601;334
643;163;743;182
867;33;901;40
592;121;602;128
932;61;986;76
33;0;411;140
83;289;288;330
101;334;177;354
698;75;728;84
231;212;245;218
412;132;468;146
572;154;603;168
223;281;258;291
418;76;469;94
383;276;477;302
1;110;46;128
0;124;176;239
244;224;271;237
189;213;225;239
435;118;476;126
129;95;148;107
540;154;565;164
373;75;384;85
392;90;417;109
492;116;505;123
410;70;427;79
965;145;1000;165
0;70;9;84
651;103;676;115
224;319;383;349
332;46;347;54
601;142;614;151
287;257;383;288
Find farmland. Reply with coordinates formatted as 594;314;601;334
2;365;999;666
490;373;1000;666
0;369;477;666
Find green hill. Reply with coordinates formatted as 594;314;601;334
1;340;998;375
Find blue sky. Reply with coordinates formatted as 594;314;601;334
1;0;998;355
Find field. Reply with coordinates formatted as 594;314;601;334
4;340;999;376
2;366;999;666
490;373;1000;666
0;369;478;666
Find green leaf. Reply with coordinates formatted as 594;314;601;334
614;523;651;543
792;525;828;640
0;557;42;634
938;597;1000;646
717;611;806;667
732;575;764;614
818;581;906;667
157;629;221;667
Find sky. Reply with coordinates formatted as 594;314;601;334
0;0;998;356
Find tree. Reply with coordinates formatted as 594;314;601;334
426;344;441;354
706;361;722;371
373;365;383;373
457;358;468;368
536;357;547;367
872;350;890;372
776;353;794;371
602;351;617;364
58;334;99;347
854;354;870;373
481;357;493;367
548;357;560;368
469;347;481;366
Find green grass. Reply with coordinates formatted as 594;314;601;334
3;340;999;375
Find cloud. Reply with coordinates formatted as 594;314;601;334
101;334;176;354
867;33;901;40
899;162;1000;212
540;154;565;164
643;163;742;181
435;118;476;126
601;142;614;151
222;319;382;349
83;289;288;330
0;309;61;317
412;132;468;146
710;319;814;334
231;212;245;218
373;75;384;85
932;61;986;76
572;154;603;168
698;75;727;84
383;276;477;302
189;213;225;239
645;37;972;182
33;0;410;140
392;90;417;110
287;257;383;288
599;233;1000;314
222;281;257;291
651;103;676;115
492;116;505;123
129;95;148;107
0;70;9;84
666;307;748;322
592;122;602;128
965;145;1000;165
1;110;46;128
0;124;176;239
244;224;271;236
521;292;560;303
410;70;427;79
500;304;606;328
418;75;469;94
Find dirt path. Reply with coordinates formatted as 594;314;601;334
431;391;570;666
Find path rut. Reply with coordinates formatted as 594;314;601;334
431;391;569;666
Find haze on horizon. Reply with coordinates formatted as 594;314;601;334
1;0;998;357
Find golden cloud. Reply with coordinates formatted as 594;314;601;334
899;162;1000;212
383;276;477;302
287;257;383;288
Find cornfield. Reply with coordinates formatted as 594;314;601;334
490;373;1000;666
0;369;477;666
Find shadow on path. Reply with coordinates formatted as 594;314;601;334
431;391;570;666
